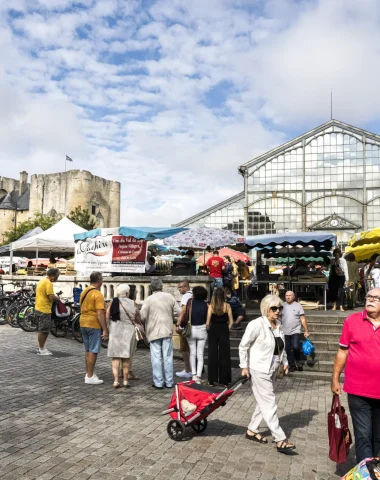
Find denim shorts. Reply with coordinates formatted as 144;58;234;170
80;327;102;353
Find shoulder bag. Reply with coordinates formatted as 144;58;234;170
328;395;352;463
270;326;285;379
80;286;96;310
183;298;193;338
120;301;144;342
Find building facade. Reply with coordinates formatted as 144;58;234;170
175;120;380;243
0;170;120;241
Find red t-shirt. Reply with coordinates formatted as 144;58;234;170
206;256;225;278
339;310;380;399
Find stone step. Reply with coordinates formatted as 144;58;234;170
288;370;341;381
303;316;345;324
206;345;337;362
307;323;343;333
210;358;334;372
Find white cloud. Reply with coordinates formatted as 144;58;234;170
1;0;380;227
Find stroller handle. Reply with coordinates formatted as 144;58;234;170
228;375;249;389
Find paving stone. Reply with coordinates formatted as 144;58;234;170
0;325;356;479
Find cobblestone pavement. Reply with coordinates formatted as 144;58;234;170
0;325;356;480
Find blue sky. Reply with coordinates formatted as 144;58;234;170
1;0;380;225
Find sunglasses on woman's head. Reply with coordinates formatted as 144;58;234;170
270;306;283;312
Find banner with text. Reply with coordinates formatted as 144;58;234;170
75;235;147;274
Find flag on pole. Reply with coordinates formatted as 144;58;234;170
66;155;73;162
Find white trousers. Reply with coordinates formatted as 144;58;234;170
187;325;207;377
248;362;286;442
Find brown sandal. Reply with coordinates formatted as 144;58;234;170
245;432;268;444
276;440;296;454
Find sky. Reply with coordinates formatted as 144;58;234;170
2;0;380;226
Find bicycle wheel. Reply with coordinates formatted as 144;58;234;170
0;298;13;324
18;309;38;332
71;314;83;343
50;318;69;337
6;303;21;328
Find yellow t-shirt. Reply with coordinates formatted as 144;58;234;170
79;286;105;329
35;277;55;314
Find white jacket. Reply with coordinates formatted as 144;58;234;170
239;316;288;374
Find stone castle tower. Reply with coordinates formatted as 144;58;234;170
0;170;120;240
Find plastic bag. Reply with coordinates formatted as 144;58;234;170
341;457;380;479
302;338;315;356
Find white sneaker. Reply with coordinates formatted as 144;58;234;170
37;347;53;356
85;374;103;385
176;370;193;378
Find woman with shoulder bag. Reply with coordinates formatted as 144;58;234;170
106;284;143;388
206;287;233;386
239;294;296;454
329;248;349;312
179;286;208;383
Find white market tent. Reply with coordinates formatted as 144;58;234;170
10;217;86;266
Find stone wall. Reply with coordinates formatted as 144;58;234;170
0;176;20;198
29;170;120;227
0;210;30;243
0;275;212;304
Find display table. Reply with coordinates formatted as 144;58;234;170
291;281;327;311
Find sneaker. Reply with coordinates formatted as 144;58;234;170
85;374;103;385
176;370;193;378
232;323;242;330
37;347;53;356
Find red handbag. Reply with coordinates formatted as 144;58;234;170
328;395;352;463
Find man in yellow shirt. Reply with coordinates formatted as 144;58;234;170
80;272;108;385
34;268;61;355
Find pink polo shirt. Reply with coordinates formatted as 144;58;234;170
339;310;380;399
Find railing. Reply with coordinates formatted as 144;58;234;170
0;275;212;303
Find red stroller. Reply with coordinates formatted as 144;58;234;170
162;376;249;441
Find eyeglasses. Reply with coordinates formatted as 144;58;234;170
270;306;283;312
366;295;380;303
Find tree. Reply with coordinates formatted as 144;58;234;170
68;206;97;230
1;212;62;245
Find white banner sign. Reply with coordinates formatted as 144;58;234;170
75;235;148;274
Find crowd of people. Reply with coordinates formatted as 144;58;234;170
31;250;380;461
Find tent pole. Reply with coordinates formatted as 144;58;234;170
9;245;13;276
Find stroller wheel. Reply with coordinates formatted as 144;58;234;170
191;418;208;434
167;420;185;441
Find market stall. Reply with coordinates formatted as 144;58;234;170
346;227;380;262
244;232;337;310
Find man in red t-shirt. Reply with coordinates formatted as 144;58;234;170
206;250;225;293
331;288;380;462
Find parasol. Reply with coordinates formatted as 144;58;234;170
197;247;249;264
163;227;244;250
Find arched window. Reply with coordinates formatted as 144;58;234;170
248;198;302;234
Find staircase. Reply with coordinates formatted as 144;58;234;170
205;309;347;381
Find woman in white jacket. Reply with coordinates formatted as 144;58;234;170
239;294;296;455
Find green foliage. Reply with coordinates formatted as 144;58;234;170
68;206;97;231
2;212;62;245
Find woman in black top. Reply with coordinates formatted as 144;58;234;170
206;287;233;386
180;286;208;383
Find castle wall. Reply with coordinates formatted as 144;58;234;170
0;176;20;197
0;210;30;243
29;170;120;227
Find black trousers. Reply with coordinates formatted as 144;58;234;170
348;393;380;463
207;323;231;385
285;334;302;367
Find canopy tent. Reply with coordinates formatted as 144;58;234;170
197;247;249;264
345;243;380;262
148;244;186;256
274;256;330;263
0;227;43;255
261;246;332;259
348;227;380;248
244;232;336;250
74;226;187;242
163;226;244;249
12;217;86;253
